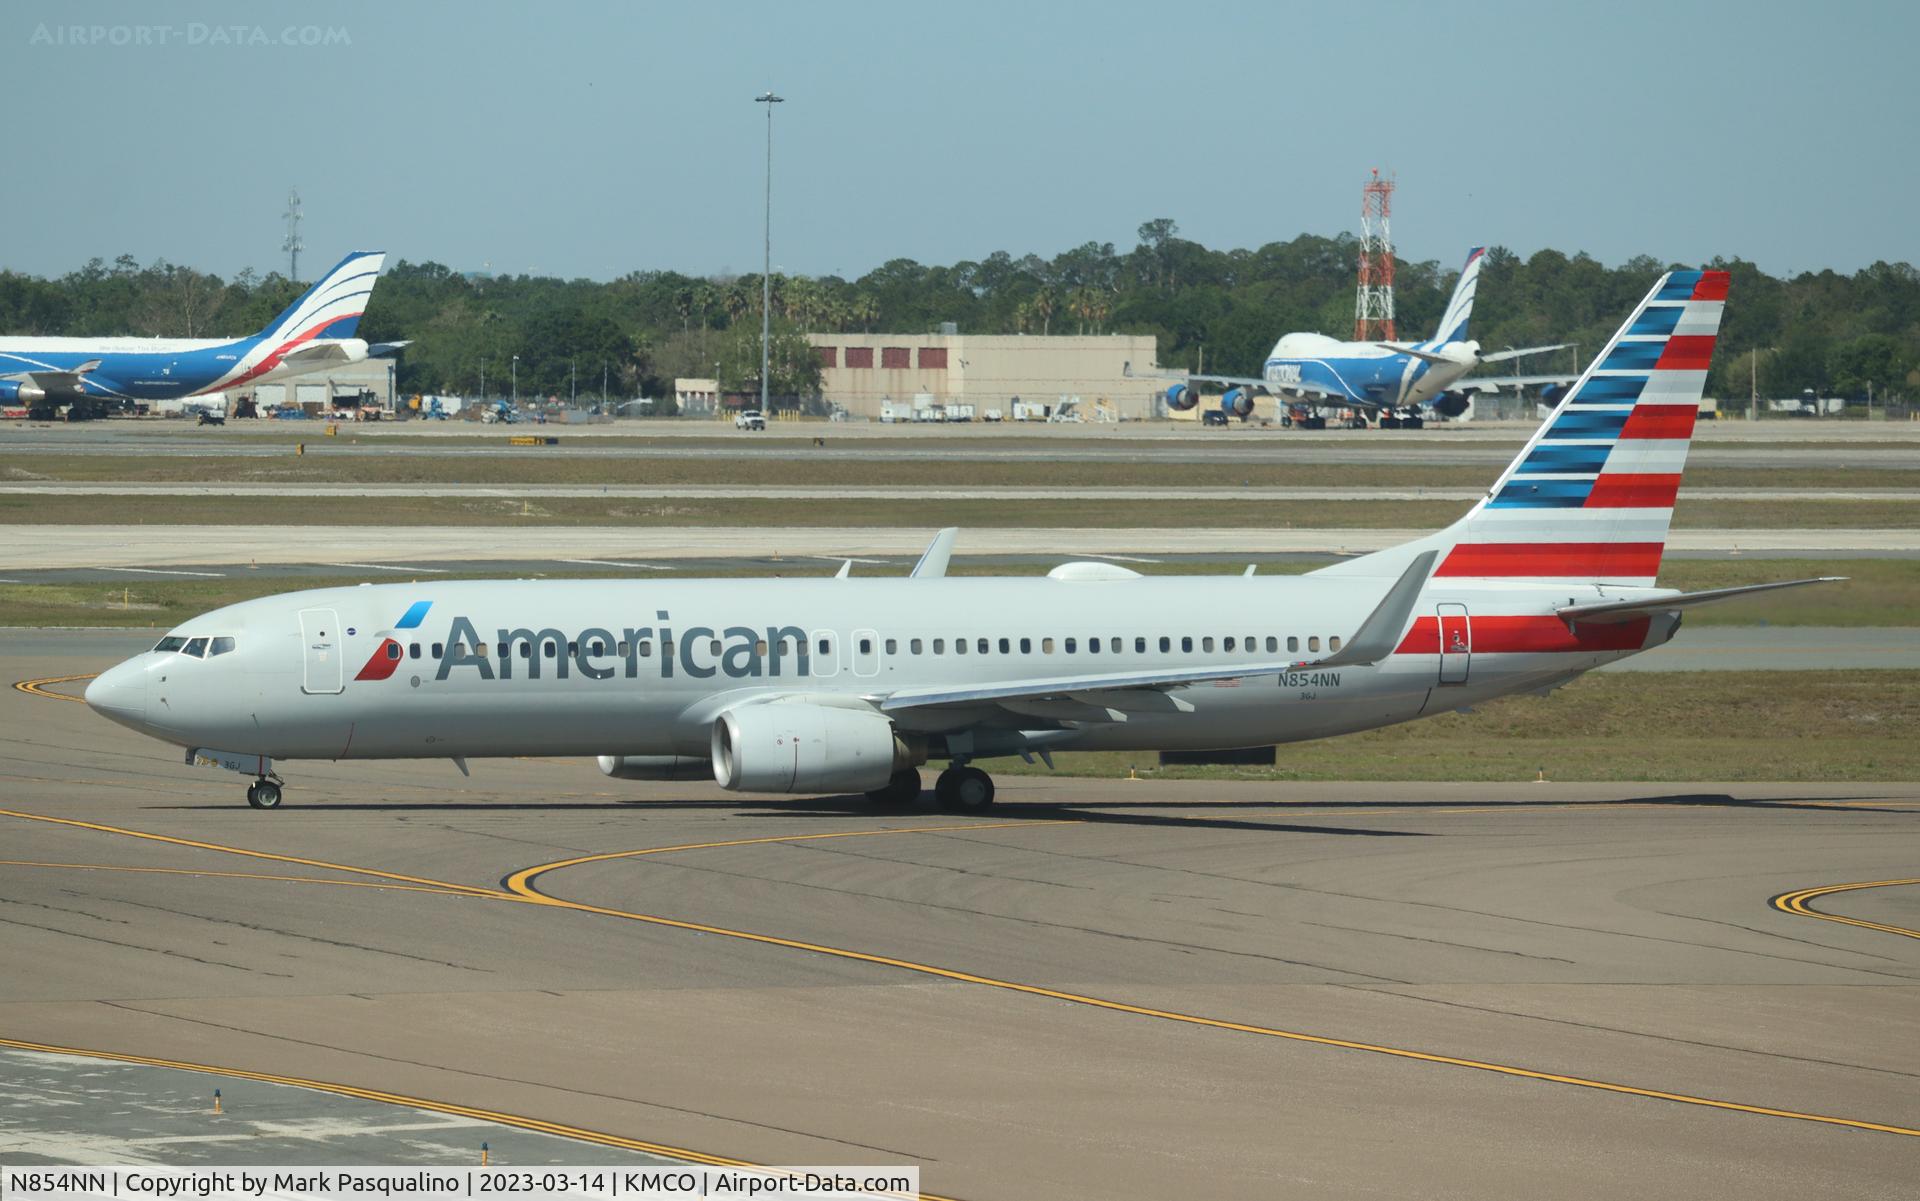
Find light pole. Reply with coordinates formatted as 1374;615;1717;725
511;355;519;408
479;362;485;405
1749;346;1776;423
756;90;783;415
570;359;576;408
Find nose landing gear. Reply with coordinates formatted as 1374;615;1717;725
245;776;284;809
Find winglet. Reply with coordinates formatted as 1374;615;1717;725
1311;549;1436;668
835;559;852;579
910;528;959;579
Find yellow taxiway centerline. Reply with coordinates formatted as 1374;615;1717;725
1772;878;1920;940
6;807;1916;1140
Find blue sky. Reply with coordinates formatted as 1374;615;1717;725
5;0;1913;281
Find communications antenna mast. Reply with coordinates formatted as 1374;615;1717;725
281;188;304;283
1354;169;1395;341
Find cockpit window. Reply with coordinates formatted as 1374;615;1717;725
208;636;236;657
181;637;209;659
154;636;187;653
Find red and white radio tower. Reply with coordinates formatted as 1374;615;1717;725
1354;169;1396;341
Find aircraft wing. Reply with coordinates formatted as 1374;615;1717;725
879;550;1434;716
1;359;103;396
1555;578;1847;625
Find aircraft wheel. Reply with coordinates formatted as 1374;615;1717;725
246;781;283;810
935;766;995;811
865;768;920;807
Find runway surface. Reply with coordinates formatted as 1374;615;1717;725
4;482;1915;503
6;525;1916;572
0;636;1914;1199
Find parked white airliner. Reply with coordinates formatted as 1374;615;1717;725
84;268;1837;810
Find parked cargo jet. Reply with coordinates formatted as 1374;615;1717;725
1133;247;1573;427
0;251;402;418
85;268;1838;810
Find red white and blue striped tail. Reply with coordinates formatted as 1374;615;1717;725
1313;268;1727;588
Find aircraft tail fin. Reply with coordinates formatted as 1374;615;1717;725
1316;267;1728;588
1432;246;1486;344
259;251;385;345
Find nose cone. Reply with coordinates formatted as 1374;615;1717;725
84;660;148;728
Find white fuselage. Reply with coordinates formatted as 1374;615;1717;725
1264;332;1480;408
85;574;1668;768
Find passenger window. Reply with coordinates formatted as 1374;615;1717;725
1088;637;1099;654
933;638;944;654
567;641;577;656
1309;636;1321;652
520;643;532;659
593;640;608;655
209;636;236;657
977;638;989;654
661;638;675;656
408;643;421;660
1111;637;1122;653
496;643;508;658
999;638;1011;654
1135;637;1146;653
1330;636;1342;652
1181;637;1193;653
1159;636;1171;652
1288;636;1299;653
386;642;402;661
1064;638;1076;653
859;638;873;655
755;639;768;655
433;642;445;658
1224;637;1236;652
154;636;187;653
910;638;923;655
1042;638;1055;653
638;641;653;657
1203;637;1215;652
1266;636;1278;653
819;637;833;655
708;639;722;656
954;638;966;655
885;638;898;655
182;637;208;658
1019;638;1031;654
617;641;629;656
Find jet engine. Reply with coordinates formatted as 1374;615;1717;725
1540;383;1573;407
1220;387;1255;418
711;702;909;794
0;381;47;404
597;754;712;781
1430;391;1473;419
1164;383;1199;411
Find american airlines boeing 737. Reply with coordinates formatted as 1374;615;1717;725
0;251;399;419
84;268;1838;810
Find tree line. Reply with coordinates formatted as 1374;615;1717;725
2;224;1914;408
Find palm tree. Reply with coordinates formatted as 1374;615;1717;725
1030;289;1055;336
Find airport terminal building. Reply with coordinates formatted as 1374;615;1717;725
805;332;1160;421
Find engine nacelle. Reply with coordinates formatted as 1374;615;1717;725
0;380;47;403
1220;387;1254;418
597;754;712;781
1540;383;1573;407
1430;391;1472;418
711;702;905;794
1164;383;1199;411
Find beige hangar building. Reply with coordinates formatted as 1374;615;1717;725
805;331;1162;421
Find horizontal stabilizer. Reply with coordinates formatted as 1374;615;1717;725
1556;577;1846;625
1477;343;1573;364
368;341;411;357
1376;343;1454;365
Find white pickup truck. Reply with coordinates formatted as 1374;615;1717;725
734;409;767;430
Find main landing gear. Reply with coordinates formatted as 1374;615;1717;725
245;776;285;809
863;764;997;810
934;765;995;811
